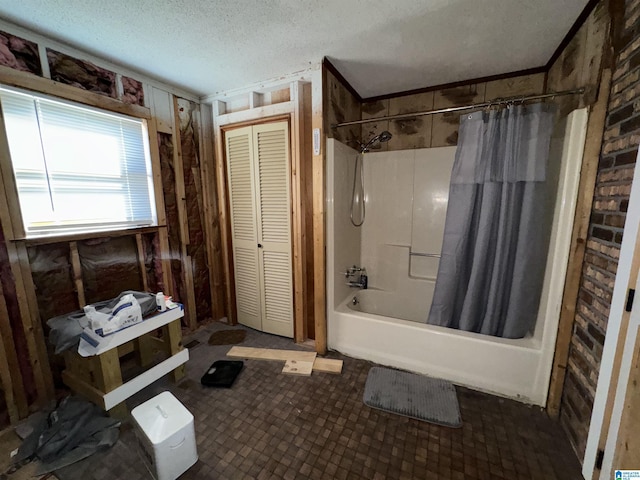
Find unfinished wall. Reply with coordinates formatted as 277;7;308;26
360;74;545;151
27;243;77;324
176;98;212;324
0;31;152;106
324;65;361;148
547;0;640;461
0;224;36;405
78;237;144;304
47;49;118;98
0;24;224;421
141;232;162;294
325;60;545;153
158;132;186;307
0;30;41;75
121;76;144;106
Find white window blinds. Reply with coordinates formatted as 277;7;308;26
0;86;156;237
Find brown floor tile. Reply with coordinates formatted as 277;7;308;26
52;322;581;479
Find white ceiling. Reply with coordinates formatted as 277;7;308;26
0;0;589;99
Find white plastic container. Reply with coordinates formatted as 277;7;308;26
156;292;167;312
131;391;198;480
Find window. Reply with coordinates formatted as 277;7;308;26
0;86;156;237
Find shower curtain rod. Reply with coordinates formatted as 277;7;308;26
331;87;585;129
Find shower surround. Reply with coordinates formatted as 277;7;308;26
326;109;587;405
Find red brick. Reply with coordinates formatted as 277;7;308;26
591;226;614;241
610;104;636;125
614;148;639;165
604;214;627;228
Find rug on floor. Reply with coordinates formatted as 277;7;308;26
208;329;246;346
363;367;462;428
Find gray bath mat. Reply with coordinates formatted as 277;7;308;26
363;367;462;428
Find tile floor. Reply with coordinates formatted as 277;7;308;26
53;321;581;480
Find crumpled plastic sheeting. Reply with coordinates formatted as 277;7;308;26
14;396;120;474
47;290;158;354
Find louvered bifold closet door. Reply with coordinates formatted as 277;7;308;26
225;126;262;331
252;122;293;338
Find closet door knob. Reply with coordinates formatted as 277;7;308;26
257;243;263;248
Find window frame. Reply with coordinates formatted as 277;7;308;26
0;81;163;242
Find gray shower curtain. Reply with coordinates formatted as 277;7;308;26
427;103;555;339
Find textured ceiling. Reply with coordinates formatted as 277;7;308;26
0;0;589;98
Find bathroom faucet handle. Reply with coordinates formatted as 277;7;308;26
343;265;363;277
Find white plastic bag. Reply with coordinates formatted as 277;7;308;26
84;293;143;336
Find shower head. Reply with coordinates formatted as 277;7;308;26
360;131;393;153
378;131;392;143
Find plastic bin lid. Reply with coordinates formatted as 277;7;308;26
131;391;194;444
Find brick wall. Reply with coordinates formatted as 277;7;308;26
559;0;640;460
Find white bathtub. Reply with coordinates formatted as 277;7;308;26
326;109;588;406
330;289;546;404
349;287;434;323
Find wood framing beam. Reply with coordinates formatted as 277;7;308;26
162;320;185;382
146;120;168;227
0;281;26;422
227;346;316;362
313;357;343;374
291;81;306;343
157;229;172;297
226;346;342;373
172;96;197;330
135;233;149;292
147;115;172;296
0;101;25;240
0;112;54;406
134;335;155;368
23;225;161;247
199;103;226;321
0;238;55;406
61;370;107;409
0;121;29;418
172;96;191;249
14;242;54;401
213;102;236;324
312;68;327;355
0;65;151;119
69;241;86;307
92;349;127;417
547;68;612;417
217;101;294;127
302;83;315;340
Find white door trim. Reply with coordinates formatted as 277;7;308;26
583;148;640;479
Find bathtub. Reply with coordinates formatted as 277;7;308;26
330;289;545;404
350;287;434;323
326;139;545;403
326;108;588;407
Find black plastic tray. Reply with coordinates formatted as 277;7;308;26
200;360;244;388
